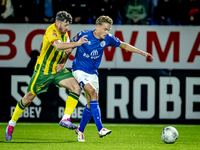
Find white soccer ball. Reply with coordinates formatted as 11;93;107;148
161;126;178;144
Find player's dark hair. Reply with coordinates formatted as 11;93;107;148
56;11;72;23
96;16;113;25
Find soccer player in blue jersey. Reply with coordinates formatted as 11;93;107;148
71;15;154;142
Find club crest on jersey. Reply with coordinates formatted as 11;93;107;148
52;33;57;37
100;41;106;47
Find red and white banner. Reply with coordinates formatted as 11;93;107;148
0;24;200;69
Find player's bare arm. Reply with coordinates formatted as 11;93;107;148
56;48;73;72
52;35;88;50
55;34;89;72
119;42;154;60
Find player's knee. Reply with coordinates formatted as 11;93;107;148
89;89;98;100
25;91;35;100
22;91;36;106
70;84;81;94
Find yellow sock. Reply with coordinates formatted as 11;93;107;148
11;99;26;122
64;92;79;116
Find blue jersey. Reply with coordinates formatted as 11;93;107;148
71;30;121;75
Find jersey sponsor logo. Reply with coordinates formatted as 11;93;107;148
91;50;98;56
83;50;100;59
83;53;90;58
100;41;106;47
90;50;100;59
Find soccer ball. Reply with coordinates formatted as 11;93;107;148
161;126;178;144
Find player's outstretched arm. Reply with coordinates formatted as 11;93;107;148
119;42;154;60
52;35;88;50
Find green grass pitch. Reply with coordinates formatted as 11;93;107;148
0;123;200;150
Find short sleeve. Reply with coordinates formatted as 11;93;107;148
46;30;60;43
70;31;83;42
107;33;121;47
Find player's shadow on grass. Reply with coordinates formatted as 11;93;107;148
0;141;76;143
0;138;77;143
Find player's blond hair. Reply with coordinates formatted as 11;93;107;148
96;16;113;25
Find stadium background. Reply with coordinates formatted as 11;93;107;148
0;24;199;124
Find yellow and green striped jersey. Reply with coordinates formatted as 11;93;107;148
36;23;68;75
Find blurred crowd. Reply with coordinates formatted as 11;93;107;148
1;0;200;25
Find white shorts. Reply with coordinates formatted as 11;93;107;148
72;70;99;93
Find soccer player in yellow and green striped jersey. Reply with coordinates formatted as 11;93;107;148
5;11;88;141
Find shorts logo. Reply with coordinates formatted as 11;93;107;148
100;41;106;47
84;77;88;81
36;84;45;93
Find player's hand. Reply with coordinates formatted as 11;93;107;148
56;64;65;72
64;49;72;60
77;35;88;46
141;51;154;60
65;48;73;55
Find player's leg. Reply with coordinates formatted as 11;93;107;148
60;77;81;116
5;66;53;141
72;70;111;139
5;91;36;141
84;78;112;138
84;83;103;131
72;70;93;141
75;93;92;142
11;91;36;123
9;65;51;126
78;93;92;132
56;70;81;129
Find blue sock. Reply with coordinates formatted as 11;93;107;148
90;101;103;132
79;105;92;132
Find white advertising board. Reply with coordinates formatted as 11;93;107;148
0;24;199;69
